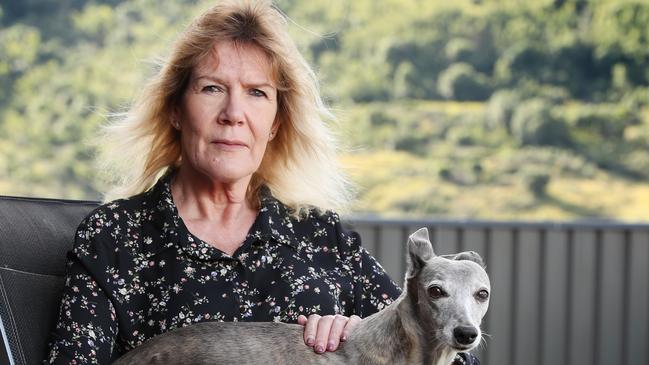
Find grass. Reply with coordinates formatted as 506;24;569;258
344;151;649;222
339;98;649;222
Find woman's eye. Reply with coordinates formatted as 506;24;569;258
428;285;447;299
202;85;222;93
250;89;267;98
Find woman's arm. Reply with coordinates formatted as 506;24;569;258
45;254;119;364
44;215;120;364
348;235;403;317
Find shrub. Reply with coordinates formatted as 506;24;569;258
445;38;474;64
437;63;491;101
624;150;649;179
525;172;551;198
565;104;638;140
511;98;572;147
486;89;521;134
494;44;546;86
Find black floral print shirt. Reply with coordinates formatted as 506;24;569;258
45;173;478;365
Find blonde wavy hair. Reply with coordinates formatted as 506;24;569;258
99;0;352;214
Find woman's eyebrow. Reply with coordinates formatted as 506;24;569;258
244;81;276;90
194;75;224;84
194;75;275;90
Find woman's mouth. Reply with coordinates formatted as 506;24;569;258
212;139;247;150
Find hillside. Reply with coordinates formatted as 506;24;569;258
340;101;649;221
1;0;648;222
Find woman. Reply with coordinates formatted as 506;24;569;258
45;1;478;364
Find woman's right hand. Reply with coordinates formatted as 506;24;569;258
297;314;361;354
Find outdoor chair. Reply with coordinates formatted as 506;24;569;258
0;196;98;365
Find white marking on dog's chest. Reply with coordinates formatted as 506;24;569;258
431;349;457;365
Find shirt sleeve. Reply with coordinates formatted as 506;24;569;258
331;215;402;318
44;216;119;365
352;239;403;317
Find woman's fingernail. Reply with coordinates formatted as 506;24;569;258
315;345;325;353
327;341;336;351
306;337;315;346
341;335;347;342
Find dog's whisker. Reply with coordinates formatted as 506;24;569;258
478;338;488;351
476;334;490;352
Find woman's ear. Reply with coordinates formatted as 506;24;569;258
170;107;182;130
269;120;280;140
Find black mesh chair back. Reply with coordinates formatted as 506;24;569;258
0;196;97;365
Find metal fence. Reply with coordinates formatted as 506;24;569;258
346;217;649;365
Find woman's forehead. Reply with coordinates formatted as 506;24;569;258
192;41;277;84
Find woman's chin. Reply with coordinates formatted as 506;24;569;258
202;169;255;187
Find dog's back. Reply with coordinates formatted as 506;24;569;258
113;321;352;365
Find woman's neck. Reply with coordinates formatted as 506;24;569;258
170;167;258;255
171;166;254;221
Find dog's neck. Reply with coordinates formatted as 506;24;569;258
349;292;458;365
396;293;459;365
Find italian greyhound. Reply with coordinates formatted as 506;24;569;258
113;227;490;365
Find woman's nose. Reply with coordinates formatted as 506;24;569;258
218;93;245;125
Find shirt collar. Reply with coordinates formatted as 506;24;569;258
146;172;301;260
254;185;301;250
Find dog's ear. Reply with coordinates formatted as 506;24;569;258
407;227;435;277
451;251;486;269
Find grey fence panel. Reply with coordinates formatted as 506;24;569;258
433;226;460;256
485;228;514;365
346;218;649;365
627;231;649;365
542;228;569;365
598;230;625;365
515;229;542;365
569;229;597;365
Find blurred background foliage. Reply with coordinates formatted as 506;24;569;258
1;0;648;221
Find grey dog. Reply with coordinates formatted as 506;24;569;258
113;227;490;365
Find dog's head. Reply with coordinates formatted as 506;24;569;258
405;227;490;352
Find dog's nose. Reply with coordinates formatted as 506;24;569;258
453;326;478;345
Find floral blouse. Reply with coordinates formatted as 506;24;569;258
44;173;478;365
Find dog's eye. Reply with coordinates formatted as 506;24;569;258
428;285;447;299
475;289;489;302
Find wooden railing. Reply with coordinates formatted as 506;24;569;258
347;217;649;365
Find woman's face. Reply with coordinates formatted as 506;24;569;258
177;41;278;186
